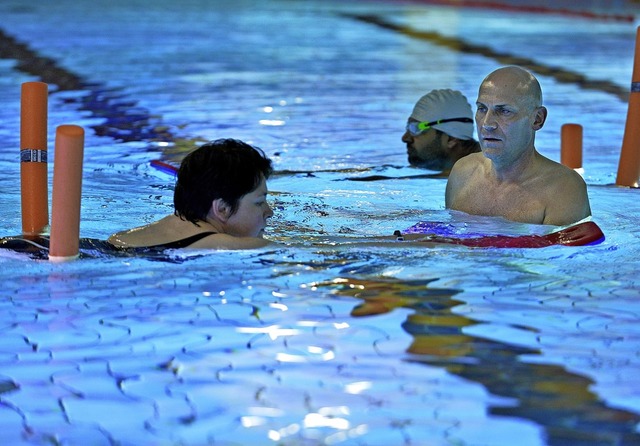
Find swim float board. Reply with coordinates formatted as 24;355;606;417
402;220;604;248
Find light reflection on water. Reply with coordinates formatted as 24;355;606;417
0;0;639;445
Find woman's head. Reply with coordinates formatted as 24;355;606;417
174;139;273;225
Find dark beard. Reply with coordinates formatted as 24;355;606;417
408;152;448;171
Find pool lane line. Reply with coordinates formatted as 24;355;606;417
343;13;631;103
1;27;388;175
0;28;179;144
323;277;640;445
0;29;83;91
398;0;635;23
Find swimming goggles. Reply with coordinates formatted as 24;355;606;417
406;117;473;136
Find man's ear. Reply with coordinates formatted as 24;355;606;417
210;198;232;222
445;134;457;149
533;106;547;131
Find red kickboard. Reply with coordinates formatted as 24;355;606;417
409;221;605;248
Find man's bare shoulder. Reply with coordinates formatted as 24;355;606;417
449;152;484;181
535;156;591;225
446;153;485;206
453;152;484;169
537;155;587;189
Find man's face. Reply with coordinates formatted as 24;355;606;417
475;75;540;166
402;119;450;171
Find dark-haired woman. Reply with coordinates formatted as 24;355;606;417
108;138;274;250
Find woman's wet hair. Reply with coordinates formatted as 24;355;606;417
174;138;273;225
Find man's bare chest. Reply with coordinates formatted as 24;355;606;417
454;180;546;224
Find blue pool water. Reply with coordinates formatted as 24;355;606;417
1;1;639;445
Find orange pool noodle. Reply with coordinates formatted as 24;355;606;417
49;125;85;261
20;81;49;235
561;123;582;170
616;26;640;187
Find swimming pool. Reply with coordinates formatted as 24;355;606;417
1;0;639;444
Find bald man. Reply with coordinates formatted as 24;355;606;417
445;66;591;226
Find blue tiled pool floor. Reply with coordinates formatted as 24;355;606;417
1;1;640;445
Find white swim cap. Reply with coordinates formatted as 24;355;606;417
410;89;474;140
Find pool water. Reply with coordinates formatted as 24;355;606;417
1;1;639;445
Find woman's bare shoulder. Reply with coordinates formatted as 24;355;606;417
187;233;273;250
107;215;187;247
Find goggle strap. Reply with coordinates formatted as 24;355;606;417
417;117;473;131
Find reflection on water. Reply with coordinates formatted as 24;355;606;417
0;0;639;444
316;276;640;445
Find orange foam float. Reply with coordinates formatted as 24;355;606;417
561;123;583;171
20;81;49;236
616;26;640;187
49;125;85;261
